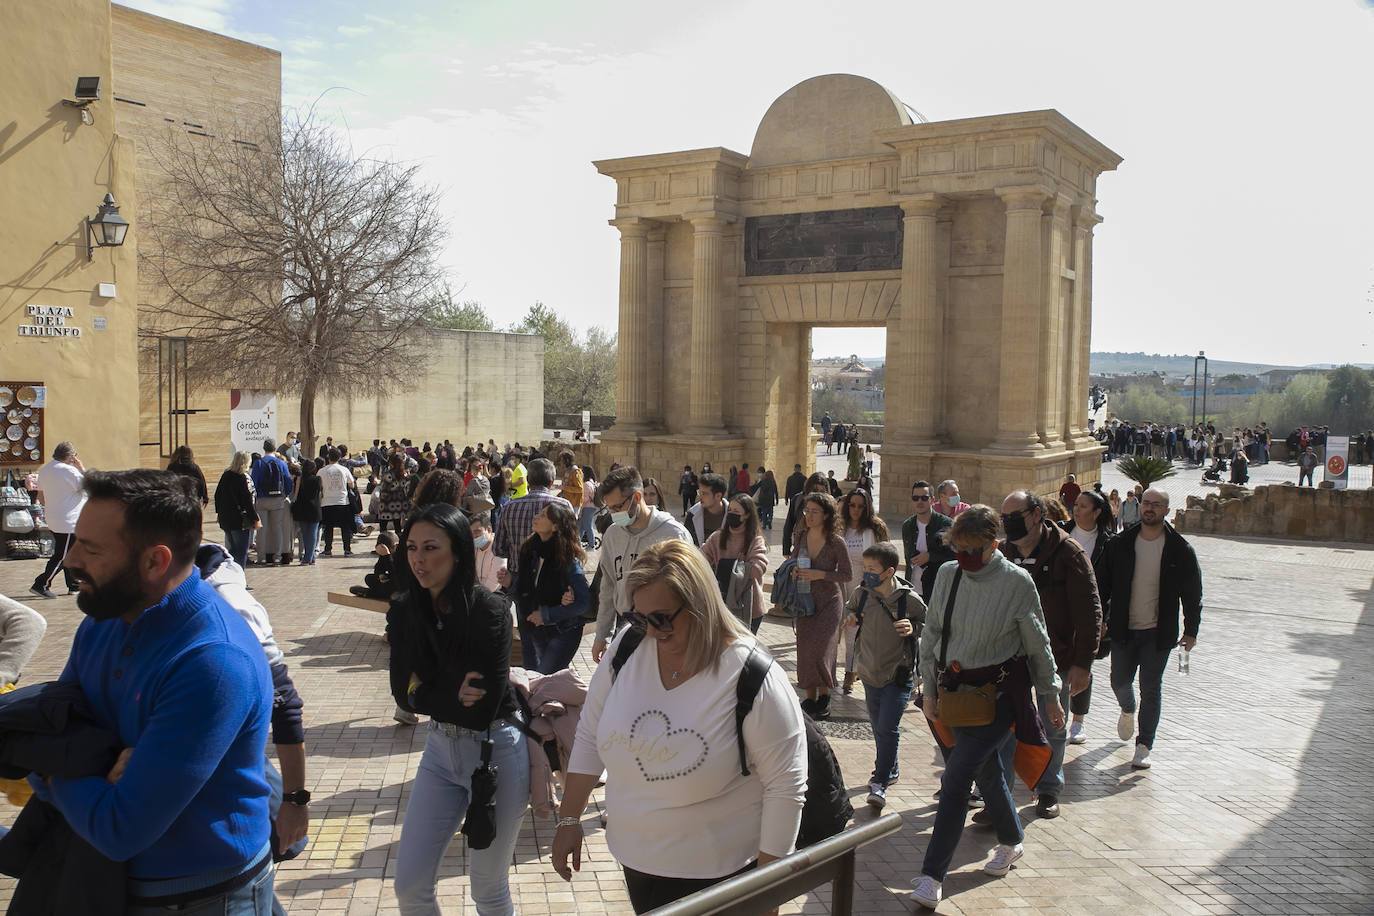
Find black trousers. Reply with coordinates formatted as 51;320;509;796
623;860;755;914
33;531;77;592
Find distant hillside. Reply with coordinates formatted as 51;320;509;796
1085;352;1367;376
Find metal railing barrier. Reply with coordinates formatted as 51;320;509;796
648;812;904;916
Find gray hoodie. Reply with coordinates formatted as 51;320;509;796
595;508;692;641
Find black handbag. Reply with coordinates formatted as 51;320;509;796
460;737;499;849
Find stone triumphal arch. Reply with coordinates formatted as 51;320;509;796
594;74;1121;517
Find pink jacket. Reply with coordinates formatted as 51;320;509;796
509;666;588;818
702;529;768;619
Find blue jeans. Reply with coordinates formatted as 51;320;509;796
395;720;529;915
578;506;597;547
759;505;774;528
1110;628;1172;748
297;522;319;563
224;529;252;569
127;857;275;915
863;680;912;786
994;678;1069;797
529;620;585;674
919;696;1023;883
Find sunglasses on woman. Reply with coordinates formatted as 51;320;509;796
631;605;686;633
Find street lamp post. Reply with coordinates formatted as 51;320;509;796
1192;351;1210;428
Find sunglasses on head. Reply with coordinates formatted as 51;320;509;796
631;605;686;633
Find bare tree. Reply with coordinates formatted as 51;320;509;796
142;104;447;444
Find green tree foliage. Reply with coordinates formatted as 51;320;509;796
1325;365;1374;433
1109;382;1189;425
428;288;494;331
811;388;866;422
1115;456;1178;489
507;302;617;415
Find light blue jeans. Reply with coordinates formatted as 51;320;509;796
395;720;529;916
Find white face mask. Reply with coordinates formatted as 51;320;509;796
473;534;491;550
945;495;959;508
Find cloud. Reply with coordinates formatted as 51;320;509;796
337;24;372;36
117;0;235;32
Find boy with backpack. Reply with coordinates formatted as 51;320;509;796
844;542;926;810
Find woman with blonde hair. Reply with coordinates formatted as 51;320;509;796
214;450;259;568
552;540;806;913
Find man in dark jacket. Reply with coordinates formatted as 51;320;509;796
784;464;807;504
900;480;955;602
1097;487;1202;770
995;490;1101;818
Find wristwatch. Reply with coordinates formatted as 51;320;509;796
283;789;312;806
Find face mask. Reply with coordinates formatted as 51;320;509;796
955;548;988;572
861;571;882;589
726;514;743;529
945;495;960;509
473;534;491;550
1001;511;1030;541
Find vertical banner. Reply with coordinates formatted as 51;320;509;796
1324;435;1349;489
581;410;591;431
230;389;278;455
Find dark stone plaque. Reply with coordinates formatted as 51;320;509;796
744;206;903;276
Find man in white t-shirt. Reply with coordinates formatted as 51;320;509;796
31;441;86;599
317;449;356;557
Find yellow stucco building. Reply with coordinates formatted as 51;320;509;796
2;1;543;477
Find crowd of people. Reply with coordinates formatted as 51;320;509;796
8;431;1206;914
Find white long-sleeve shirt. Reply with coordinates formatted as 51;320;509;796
568;631;807;878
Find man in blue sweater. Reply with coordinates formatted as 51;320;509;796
36;469;275;912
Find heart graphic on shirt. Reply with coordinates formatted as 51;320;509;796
629;710;709;782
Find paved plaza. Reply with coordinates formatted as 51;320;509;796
0;498;1371;914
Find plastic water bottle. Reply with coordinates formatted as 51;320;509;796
796;556;811;594
1178;648;1190;674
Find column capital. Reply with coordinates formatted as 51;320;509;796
995;184;1054;211
686;212;730;232
1072;205;1103;231
897;193;943;218
610;217;654;237
1051;192;1075;219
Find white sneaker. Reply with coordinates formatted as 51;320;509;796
910;875;942;908
1117;710;1135;741
393;706;419;725
866;781;886;809
984;843;1024;876
1131;744;1152;769
1068;720;1086;744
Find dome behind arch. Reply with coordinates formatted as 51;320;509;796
748;74;914;169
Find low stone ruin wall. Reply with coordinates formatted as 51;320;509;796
1173;483;1374;542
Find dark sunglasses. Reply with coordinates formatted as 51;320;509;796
632;605;686;633
911;494;932;502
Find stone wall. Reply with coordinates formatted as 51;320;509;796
1174;484;1374;542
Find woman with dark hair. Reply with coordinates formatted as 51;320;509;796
781;472;828;552
388;503;529;914
290;458;323;565
752;468;778;530
1062;489;1114;744
377;453;410;534
701;493;768;633
412;468;465;513
497;502;589;674
640;477;666;510
214;451;258;568
790;492;852;720
839;488;890;694
167;444;209;507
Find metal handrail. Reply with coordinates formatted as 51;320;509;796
648;812;904;916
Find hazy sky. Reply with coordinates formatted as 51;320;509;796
121;0;1374;366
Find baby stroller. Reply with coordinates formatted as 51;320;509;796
1202;459;1228;483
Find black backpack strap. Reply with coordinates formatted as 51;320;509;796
734;642;774;776
852;589;869;643
937;569;964;675
610;626;645;683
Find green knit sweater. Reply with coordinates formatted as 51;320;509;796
918;553;1061;699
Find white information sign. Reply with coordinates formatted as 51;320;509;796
230;389;278;455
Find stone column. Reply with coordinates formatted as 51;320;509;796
1038;193;1074;450
612;218;652;431
893;194;943;448
688;214;727;434
646;226;667;428
1067;205;1103;446
987;185;1051;455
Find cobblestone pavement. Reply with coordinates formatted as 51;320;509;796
0;522;1370;915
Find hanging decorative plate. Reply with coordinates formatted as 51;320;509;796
16;387;38;407
0;388;11;408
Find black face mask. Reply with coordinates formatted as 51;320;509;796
726;514;743;529
1001;511;1030;541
